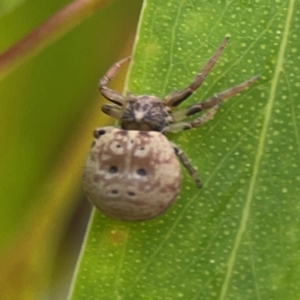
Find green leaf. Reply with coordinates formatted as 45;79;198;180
0;0;26;17
69;0;300;299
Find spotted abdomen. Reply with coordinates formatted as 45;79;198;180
83;127;181;221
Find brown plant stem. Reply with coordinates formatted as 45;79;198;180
0;0;113;80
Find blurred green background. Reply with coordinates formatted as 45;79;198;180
0;0;142;299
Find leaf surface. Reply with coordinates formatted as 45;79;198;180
0;0;26;16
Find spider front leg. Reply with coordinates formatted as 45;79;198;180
171;142;202;188
164;37;229;107
98;56;131;106
171;75;259;123
101;104;123;120
166;105;219;133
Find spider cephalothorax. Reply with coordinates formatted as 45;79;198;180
120;95;171;131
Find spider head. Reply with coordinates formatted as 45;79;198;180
121;95;170;132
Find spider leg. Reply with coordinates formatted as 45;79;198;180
171;75;259;122
164;37;229;107
98;56;131;106
101;104;123;120
170;142;202;188
165;105;219;133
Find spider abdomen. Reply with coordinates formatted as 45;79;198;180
83;127;181;221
